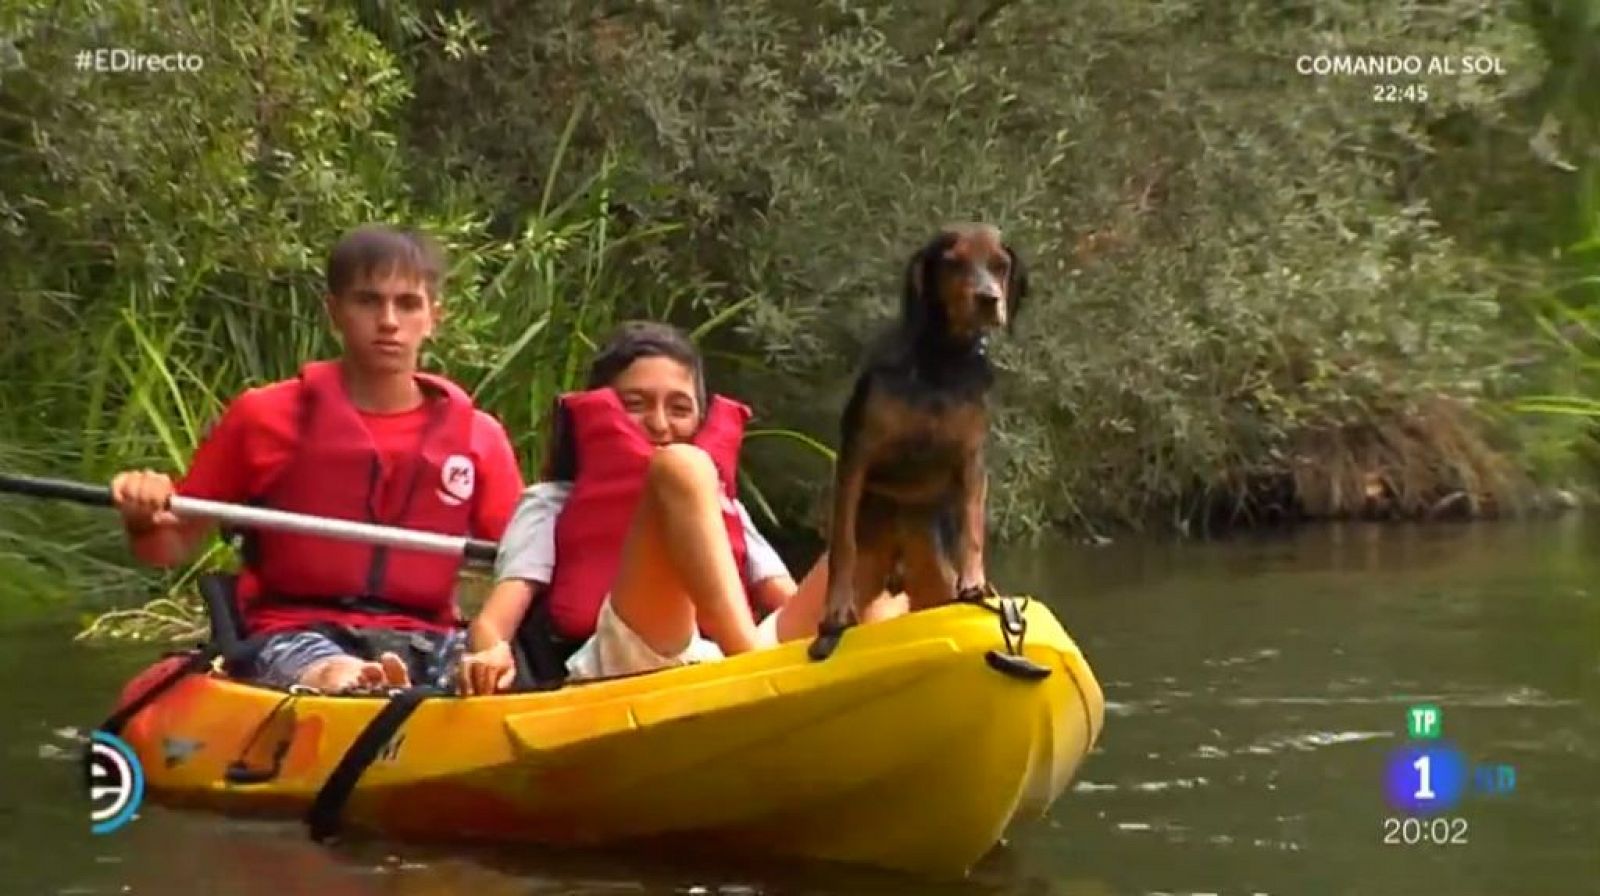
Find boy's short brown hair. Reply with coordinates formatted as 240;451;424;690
325;224;445;300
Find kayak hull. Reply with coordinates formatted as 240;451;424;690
117;598;1103;877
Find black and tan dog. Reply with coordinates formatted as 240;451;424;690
810;223;1028;661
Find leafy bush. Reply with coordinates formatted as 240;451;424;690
407;0;1565;534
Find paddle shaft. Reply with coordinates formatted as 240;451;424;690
0;472;499;567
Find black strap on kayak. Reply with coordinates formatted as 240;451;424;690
94;574;249;738
305;684;438;842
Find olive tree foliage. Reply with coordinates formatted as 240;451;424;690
407;0;1552;535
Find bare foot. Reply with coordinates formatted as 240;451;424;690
378;652;411;688
299;655;385;693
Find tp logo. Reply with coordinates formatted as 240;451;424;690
1406;704;1441;740
88;731;145;835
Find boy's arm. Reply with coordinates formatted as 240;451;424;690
114;471;211;567
117;395;257;567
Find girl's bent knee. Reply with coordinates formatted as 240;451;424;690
646;443;719;496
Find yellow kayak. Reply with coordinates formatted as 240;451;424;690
112;597;1104;878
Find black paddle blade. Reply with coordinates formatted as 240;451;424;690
0;472;113;507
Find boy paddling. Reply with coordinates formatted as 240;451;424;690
111;225;524;693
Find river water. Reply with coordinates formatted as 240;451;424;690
1;518;1596;896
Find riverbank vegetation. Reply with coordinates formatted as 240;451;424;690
2;1;1597;626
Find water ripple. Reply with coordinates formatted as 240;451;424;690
1189;730;1392;759
1202;649;1282;668
1073;776;1211;794
1221;687;1577;708
1131;776;1210;792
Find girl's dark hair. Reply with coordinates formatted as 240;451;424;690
542;321;707;481
586;320;707;411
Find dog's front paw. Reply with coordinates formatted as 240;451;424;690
955;578;989;602
808;616;852;661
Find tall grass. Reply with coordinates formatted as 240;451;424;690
1511;166;1600;467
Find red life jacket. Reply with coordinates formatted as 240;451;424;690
545;387;752;641
242;360;478;633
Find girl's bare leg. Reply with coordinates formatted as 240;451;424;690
608;445;760;656
610;444;913;656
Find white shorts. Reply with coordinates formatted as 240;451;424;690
564;596;782;682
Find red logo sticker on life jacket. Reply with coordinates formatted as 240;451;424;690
438;453;476;507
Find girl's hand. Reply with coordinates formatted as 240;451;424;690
457;641;517;696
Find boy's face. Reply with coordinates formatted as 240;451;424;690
326;269;439;375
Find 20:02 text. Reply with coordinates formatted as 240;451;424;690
1383;817;1468;845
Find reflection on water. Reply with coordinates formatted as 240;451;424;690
1;518;1596;896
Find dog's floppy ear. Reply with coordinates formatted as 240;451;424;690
901;233;949;333
1003;242;1029;332
900;242;932;332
